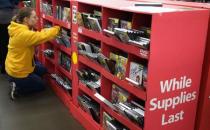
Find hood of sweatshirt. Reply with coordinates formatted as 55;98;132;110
8;21;29;37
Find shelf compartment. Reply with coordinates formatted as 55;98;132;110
58;45;71;56
44;59;55;74
78;26;102;41
57;65;72;80
103;104;142;130
41;13;54;22
102;35;149;60
49;40;59;47
79;55;146;100
132;13;152;29
79;55;102;73
70;101;100;130
45;56;55;65
54;18;71;29
47;77;72;108
102;68;146;101
79;82;101;104
51;33;71;55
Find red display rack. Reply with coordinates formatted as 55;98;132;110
71;0;209;130
38;0;73;107
69;101;101;130
127;1;210;130
36;0;209;130
161;3;210;130
153;3;210;130
47;76;72;108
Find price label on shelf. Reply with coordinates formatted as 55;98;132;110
72;5;77;24
78;27;82;33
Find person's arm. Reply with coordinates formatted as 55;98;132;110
23;26;60;46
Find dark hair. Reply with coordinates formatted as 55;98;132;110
13;7;34;23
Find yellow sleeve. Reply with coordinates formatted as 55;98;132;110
23;26;60;46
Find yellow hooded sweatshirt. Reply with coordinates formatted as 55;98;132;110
5;22;60;78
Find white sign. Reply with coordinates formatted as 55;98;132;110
149;76;197;126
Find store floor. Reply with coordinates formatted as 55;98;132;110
0;74;84;130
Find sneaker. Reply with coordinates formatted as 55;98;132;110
10;82;17;100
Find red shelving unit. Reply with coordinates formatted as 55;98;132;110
102;68;146;100
48;76;72;108
36;0;209;130
69;101;101;130
79;55;102;73
78;26;103;41
41;13;54;22
45;56;55;65
58;44;72;56
54;18;71;29
102;105;142;130
127;2;210;130
78;82;101;103
143;2;210;130
38;0;73;110
71;0;209;130
57;65;72;80
79;55;146;101
49;40;58;47
102;35;149;59
157;3;210;130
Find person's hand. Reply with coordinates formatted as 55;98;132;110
54;26;61;36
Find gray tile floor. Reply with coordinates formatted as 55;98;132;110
0;74;85;130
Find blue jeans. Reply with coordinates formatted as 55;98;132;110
8;62;47;95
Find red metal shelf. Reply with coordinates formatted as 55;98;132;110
69;101;101;130
102;35;149;60
79;82;101;104
102;69;146;101
51;40;71;56
47;77;72;109
54;18;71;29
79;55;146;101
36;1;209;130
78;26;102;41
41;13;54;22
45;56;55;65
103;104;142;130
59;45;71;56
79;80;142;130
79;55;102;73
49;40;58;47
57;65;72;80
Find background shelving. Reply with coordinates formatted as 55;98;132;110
38;0;73;109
